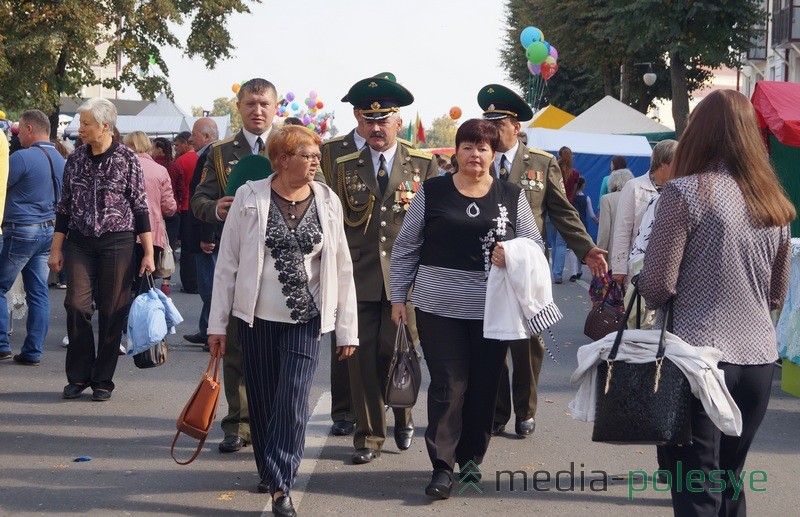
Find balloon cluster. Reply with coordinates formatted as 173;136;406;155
520;26;559;81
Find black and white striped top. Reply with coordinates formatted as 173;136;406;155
390;174;543;320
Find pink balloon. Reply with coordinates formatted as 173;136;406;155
527;62;541;75
309;90;318;99
548;46;558;60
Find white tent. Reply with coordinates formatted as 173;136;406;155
136;92;190;118
560;95;673;136
523;127;653;239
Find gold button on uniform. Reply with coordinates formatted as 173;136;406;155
380;221;387;227
380;206;387;212
380;236;386;242
380;251;387;257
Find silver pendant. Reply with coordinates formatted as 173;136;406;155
466;201;480;218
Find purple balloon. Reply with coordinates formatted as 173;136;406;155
303;116;311;125
528;62;542;75
548;45;559;60
286;92;295;101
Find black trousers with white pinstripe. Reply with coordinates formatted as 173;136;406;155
238;315;321;496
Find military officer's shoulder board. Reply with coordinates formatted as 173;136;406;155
529;147;554;159
336;150;363;165
322;135;346;147
406;148;435;161
397;137;414;148
211;134;236;150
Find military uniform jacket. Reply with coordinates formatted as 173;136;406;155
191;130;258;226
494;145;595;259
321;130;359;187
334;144;438;302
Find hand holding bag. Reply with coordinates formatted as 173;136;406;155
128;274;168;368
591;286;693;445
385;322;422;409
584;280;628;341
171;355;222;465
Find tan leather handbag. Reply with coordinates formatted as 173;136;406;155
170;355;221;465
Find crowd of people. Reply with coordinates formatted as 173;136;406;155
0;78;793;517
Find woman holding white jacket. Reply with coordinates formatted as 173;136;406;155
207;125;358;517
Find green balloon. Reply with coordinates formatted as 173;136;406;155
526;42;549;65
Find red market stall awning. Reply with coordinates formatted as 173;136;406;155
752;81;800;147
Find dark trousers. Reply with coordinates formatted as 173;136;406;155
64;231;135;392
660;362;774;517
348;298;412;450
239;316;320;496
494;334;545;424
416;309;512;472
178;211;197;292
330;331;354;423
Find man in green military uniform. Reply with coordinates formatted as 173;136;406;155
332;77;437;464
321;72;414;438
477;84;608;438
190;77;278;453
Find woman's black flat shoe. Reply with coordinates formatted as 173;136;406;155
272;495;296;517
425;470;452;499
62;384;88;399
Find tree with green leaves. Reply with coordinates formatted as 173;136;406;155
501;0;763;136
423;114;458;148
0;0;258;136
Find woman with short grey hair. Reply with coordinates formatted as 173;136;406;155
49;98;153;402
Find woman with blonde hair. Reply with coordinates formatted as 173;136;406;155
122;131;177;286
207;125;358;517
639;89;794;516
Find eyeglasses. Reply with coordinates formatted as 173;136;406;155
292;153;322;162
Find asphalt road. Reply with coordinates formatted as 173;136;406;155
1;265;798;516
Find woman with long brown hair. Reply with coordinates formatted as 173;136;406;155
551;146;581;282
639;89;794;516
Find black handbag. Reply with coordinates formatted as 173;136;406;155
385;322;422;409
584;280;628;341
591;286;693;445
132;274;168;369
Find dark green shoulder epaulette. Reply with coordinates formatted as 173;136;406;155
211;134;236;149
397;137;414;148
336;150;362;164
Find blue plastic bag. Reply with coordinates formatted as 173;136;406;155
127;287;168;356
154;287;184;333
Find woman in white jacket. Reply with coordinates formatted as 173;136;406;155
207;125;358;517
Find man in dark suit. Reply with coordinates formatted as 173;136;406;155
191;78;280;453
182;117;219;349
477;84;608;438
332;77;438;464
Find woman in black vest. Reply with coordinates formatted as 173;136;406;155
390;119;543;499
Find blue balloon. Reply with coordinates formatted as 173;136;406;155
291;102;299;111
520;26;543;48
543;41;551;54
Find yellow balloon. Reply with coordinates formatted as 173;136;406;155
0;110;6;119
232;83;241;94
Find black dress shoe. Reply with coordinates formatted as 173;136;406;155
62;383;89;399
218;435;247;453
271;495;297;517
183;332;208;344
515;417;536;436
351;447;380;464
91;389;112;401
394;419;414;450
12;354;40;366
331;420;355;436
0;351;12;360
491;422;505;436
425;470;453;499
257;478;271;494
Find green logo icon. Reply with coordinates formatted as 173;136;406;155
459;460;483;494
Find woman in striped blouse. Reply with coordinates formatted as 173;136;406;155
390;119;543;499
